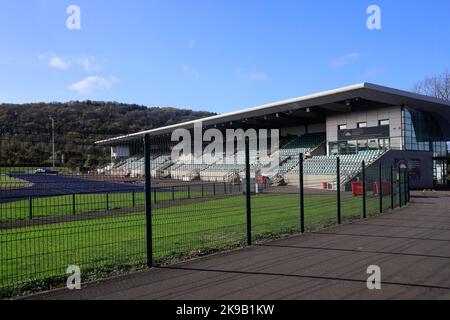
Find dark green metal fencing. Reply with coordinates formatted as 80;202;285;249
0;134;411;296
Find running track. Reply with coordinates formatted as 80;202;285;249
0;174;144;203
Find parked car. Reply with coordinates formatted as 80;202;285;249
34;168;59;174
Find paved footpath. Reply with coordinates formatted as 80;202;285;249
28;191;450;300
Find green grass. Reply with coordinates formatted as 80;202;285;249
0;192;384;294
0;167;73;175
0;189;218;221
0;175;27;190
0;167;40;172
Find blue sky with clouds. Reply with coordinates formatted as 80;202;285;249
0;0;449;113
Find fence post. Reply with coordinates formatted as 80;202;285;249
172;186;175;201
379;162;383;214
398;165;402;208
154;189;157;204
406;170;409;203
407;169;411;203
245;138;252;245
362;160;366;218
224;182;227;195
390;166;394;210
187;185;191;199
299;153;305;233
336;157;341;224
29;196;33;220
144;134;153;268
132;191;136;208
213;183;216;196
72;194;76;215
106;192;109;210
402;168;406;206
201;184;204;198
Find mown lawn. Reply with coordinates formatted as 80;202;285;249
0;167;72;174
0;193;384;293
0;189;218;221
0;175;28;190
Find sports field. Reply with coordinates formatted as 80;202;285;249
0;175;27;190
0;174;143;202
0;187;383;294
0;172;398;297
0;190;210;221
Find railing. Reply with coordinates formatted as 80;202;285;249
0;135;411;297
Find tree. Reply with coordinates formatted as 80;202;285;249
84;154;93;168
0;101;215;166
414;70;450;101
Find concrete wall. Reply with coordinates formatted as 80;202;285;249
286;174;336;189
326;106;403;149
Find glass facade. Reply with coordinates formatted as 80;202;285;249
329;119;396;155
402;107;449;184
328;137;392;155
402;107;447;156
434;160;448;185
326;106;449;186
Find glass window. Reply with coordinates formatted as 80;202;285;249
368;139;379;150
329;142;339;155
379;119;389;126
379;138;390;151
347;140;357;154
357;122;367;128
401;107;448;155
338;124;347;130
338;141;348;154
357;140;368;151
401;107;450;158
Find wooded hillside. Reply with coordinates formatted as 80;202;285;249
0;101;215;167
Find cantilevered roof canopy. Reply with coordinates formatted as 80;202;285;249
96;83;450;145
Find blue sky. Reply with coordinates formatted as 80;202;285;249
0;0;449;113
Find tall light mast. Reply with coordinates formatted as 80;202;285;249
50;117;55;170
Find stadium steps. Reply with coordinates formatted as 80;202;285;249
286;150;386;189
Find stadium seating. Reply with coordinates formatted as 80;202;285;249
104;132;384;187
280;132;326;156
290;150;382;176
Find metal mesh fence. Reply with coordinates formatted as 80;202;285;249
0;135;147;295
0;134;411;296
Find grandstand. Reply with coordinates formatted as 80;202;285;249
103;133;382;189
280;132;326;156
97;83;450;189
286;150;384;189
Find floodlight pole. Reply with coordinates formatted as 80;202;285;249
50;117;55;170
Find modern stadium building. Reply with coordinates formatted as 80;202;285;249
97;83;450;190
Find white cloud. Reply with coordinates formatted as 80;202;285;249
188;37;198;48
329;53;361;68
78;55;101;73
248;71;269;81
69;76;119;95
182;64;200;79
39;53;102;72
38;53;71;70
